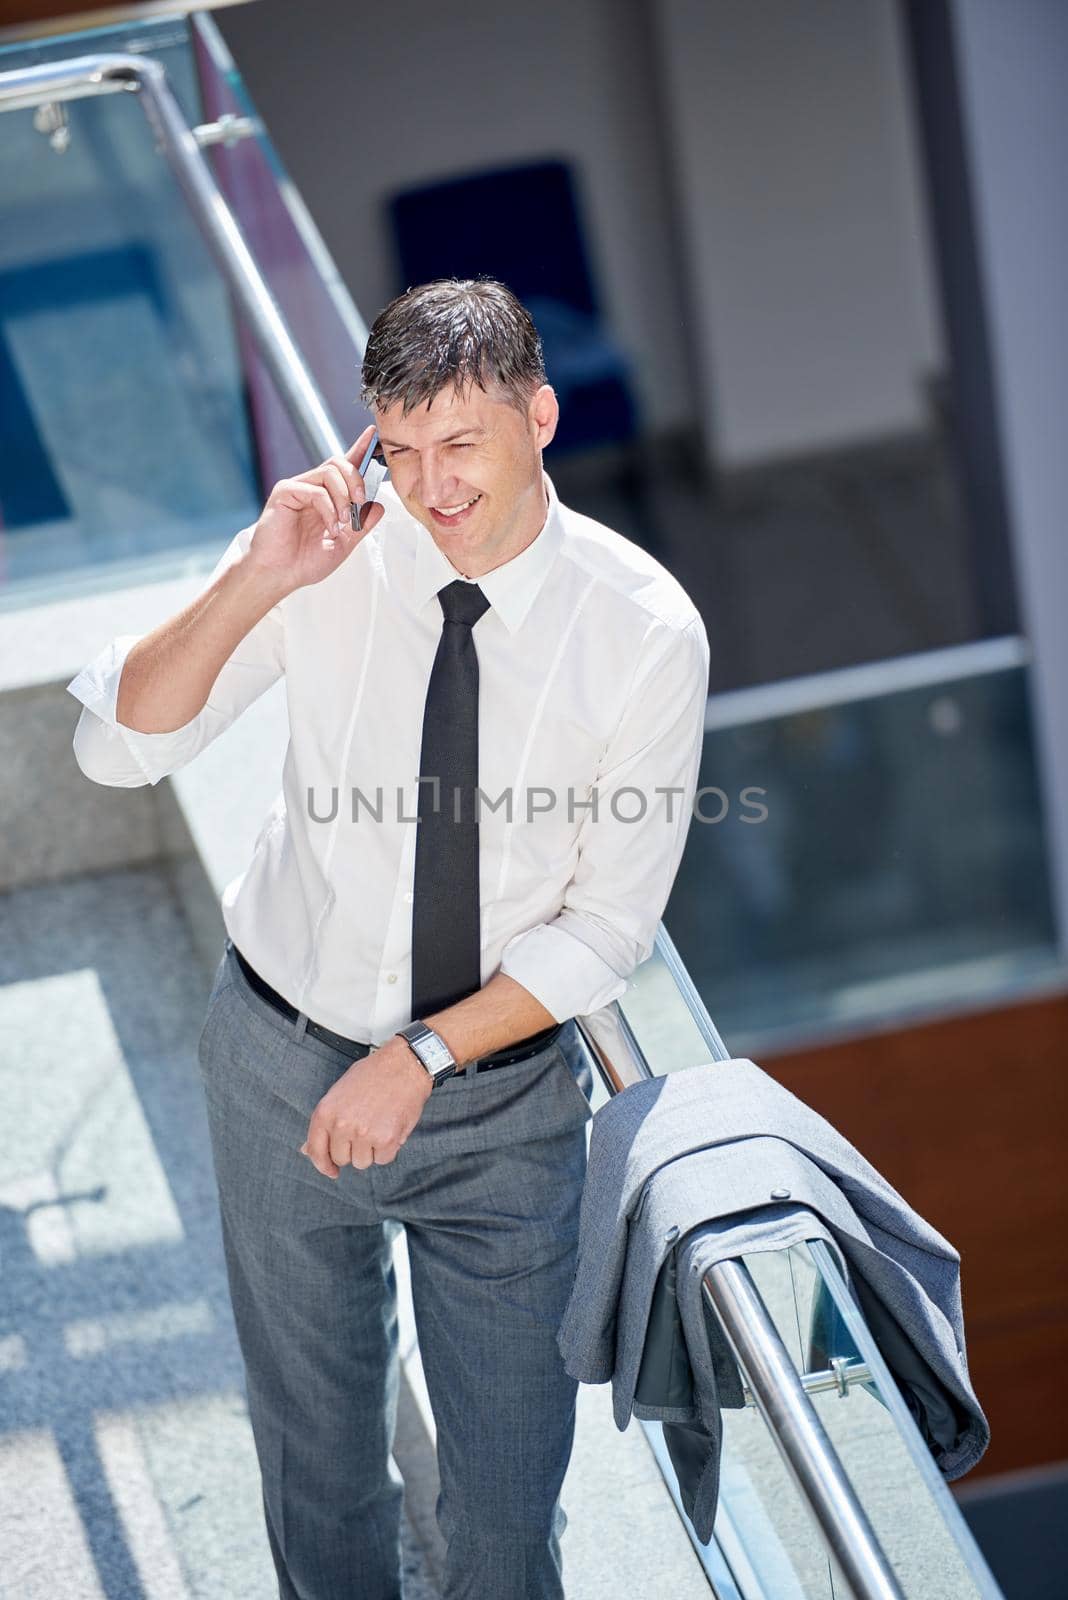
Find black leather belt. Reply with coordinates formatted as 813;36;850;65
230;944;561;1072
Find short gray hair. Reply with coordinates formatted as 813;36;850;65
359;278;546;416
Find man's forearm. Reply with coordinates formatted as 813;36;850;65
424;973;558;1069
116;553;289;733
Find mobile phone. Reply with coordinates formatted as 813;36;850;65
351;430;388;531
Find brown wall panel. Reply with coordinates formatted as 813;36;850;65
762;990;1068;1476
0;0;254;42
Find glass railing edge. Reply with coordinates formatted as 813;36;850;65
806;1238;1005;1600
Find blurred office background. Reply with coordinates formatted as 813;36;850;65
0;2;1064;1596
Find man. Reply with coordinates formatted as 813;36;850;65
68;279;710;1600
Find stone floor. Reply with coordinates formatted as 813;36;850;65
0;867;440;1600
0;863;710;1599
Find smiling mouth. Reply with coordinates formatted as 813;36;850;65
429;495;481;526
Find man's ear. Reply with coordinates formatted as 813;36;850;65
530;383;559;450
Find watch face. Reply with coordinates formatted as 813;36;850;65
422;1034;455;1074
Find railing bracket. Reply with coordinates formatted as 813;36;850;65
192;112;260;148
741;1355;873;1408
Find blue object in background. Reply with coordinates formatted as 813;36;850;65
388;159;639;455
0;246;170;530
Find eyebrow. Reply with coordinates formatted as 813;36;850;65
379;429;484;448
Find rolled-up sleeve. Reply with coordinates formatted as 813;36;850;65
498;612;710;1022
67;524;286;788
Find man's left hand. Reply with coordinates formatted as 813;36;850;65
300;1037;434;1178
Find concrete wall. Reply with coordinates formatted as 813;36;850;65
947;0;1068;952
649;0;945;466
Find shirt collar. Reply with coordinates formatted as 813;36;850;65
411;470;565;635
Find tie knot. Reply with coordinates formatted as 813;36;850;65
437;579;490;628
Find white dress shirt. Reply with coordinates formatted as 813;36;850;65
67;471;710;1045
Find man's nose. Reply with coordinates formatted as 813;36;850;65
418;455;458;507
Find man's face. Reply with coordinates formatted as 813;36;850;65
373;380;558;577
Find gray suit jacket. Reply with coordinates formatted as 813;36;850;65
557;1058;990;1542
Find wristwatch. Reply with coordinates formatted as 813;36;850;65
395;1019;460;1087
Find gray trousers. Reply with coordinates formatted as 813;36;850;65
196;938;593;1599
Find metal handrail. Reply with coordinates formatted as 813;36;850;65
703;1261;905;1599
702;632;1029;732
576;1011;908;1597
575;923;730;1095
572;922;913;1596
0;51;384;503
741;1354;873;1406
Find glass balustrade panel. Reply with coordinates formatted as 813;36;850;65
0;18;262;609
658;659;1058;1046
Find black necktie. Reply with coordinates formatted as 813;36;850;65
410;578;492;1019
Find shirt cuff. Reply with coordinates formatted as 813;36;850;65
498;922;629;1023
66;634;202;787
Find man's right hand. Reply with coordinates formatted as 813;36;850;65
245;423;386;595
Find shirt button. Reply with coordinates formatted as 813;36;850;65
386;973;398;984
403;892;414;904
